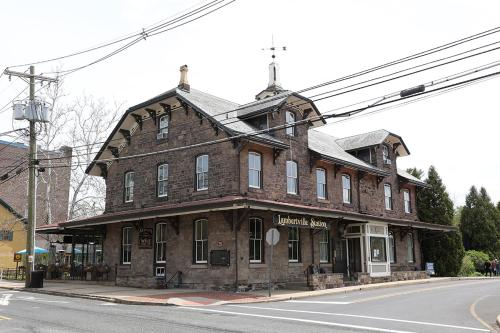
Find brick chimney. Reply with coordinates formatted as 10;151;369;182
178;64;190;92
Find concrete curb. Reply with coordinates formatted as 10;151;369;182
1;276;495;307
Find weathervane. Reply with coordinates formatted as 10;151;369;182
262;35;286;60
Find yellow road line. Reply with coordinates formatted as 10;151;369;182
469;295;495;332
350;281;490;304
0;315;11;320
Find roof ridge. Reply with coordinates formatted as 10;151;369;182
335;129;389;142
186;88;240;107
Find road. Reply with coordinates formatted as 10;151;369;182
0;279;499;332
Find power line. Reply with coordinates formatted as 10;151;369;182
38;70;500;168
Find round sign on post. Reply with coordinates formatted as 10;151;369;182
266;228;280;246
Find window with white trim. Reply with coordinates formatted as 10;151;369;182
389;232;396;263
285;111;295;136
407;232;415;263
319;230;330;263
196;155;209;191
158;114;169;139
194;219;208;263
342;174;351;204
288;227;300;262
316;168;327;199
121;227;132;264
286;161;298;194
249;218;262;263
403;189;411;213
383;145;390;164
384;184;393;210
248;152;262;189
124;172;134;202
157;164;168;197
155;223;167;263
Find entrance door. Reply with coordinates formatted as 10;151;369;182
333;238;347;274
347;238;362;276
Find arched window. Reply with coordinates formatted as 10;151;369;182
389;231;396;263
249;218;263;263
407;232;415;263
194;219;208;263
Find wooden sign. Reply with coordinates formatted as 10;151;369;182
138;228;153;249
13;253;22;262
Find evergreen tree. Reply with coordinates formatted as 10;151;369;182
411;166;464;276
460;186;500;256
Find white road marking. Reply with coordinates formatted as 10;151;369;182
15;296;69;304
286;300;352;305
0;294;12;306
229;305;490;332
182;306;416;333
100;302;117;306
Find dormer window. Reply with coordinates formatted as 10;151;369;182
157;114;169;139
382;145;391;165
285;111;295;136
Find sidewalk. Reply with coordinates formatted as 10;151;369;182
0;277;497;307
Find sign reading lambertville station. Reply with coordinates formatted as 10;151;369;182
273;214;330;229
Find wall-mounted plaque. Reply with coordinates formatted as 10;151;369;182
273;214;330;230
138;228;153;249
210;250;230;266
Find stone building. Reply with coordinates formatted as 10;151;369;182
38;63;455;290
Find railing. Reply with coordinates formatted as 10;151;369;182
0;267;25;281
165;271;182;288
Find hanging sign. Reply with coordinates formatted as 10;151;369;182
138;228;153;249
273;214;329;230
13;253;22;262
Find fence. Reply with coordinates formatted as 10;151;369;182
0;267;26;281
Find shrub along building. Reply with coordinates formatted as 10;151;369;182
38;63;455;290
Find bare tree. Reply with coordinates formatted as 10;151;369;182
67;95;120;219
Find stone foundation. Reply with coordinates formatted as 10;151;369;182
357;271;428;284
309;273;344;290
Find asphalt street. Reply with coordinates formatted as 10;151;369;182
0;279;499;333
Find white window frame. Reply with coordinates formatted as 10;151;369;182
249;217;262;263
285;111;295;136
407;232;415;263
155;267;165;277
342;174;351;204
319;229;330;263
122;227;132;264
403;189;411;213
384;184;393;210
196;155;209;191
286;161;298;194
248;152;262;189
288;227;300;263
158;114;169;139
316;168;327;199
157;164;168;197
155;223;167;263
194;219;208;264
124;172;134;203
389;232;396;264
382;145;390;164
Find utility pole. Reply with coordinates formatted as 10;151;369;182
3;66;57;287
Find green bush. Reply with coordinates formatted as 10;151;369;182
458;255;475;276
464;250;490;272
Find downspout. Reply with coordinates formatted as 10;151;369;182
357;171;362;212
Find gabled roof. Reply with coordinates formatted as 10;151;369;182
0;197;26;223
336;129;410;157
308;130;389;176
236;91;326;124
86;88;289;176
397;168;430;188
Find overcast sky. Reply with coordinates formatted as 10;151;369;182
1;0;499;207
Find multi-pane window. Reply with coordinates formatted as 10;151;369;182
319;230;330;263
196;155;209;191
288;227;300;262
407;232;415;263
286;161;298;194
124;172;134;202
122;227;132;264
370;237;387;262
389;232;396;263
249;218;262;263
383;145;391;164
285;111;295;136
248;152;262;189
157;164;168;197
316;168;326;199
0;230;13;241
342;174;351;204
157;114;169;139
194;219;208;263
384;184;393;210
403;189;411;213
155;223;167;263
